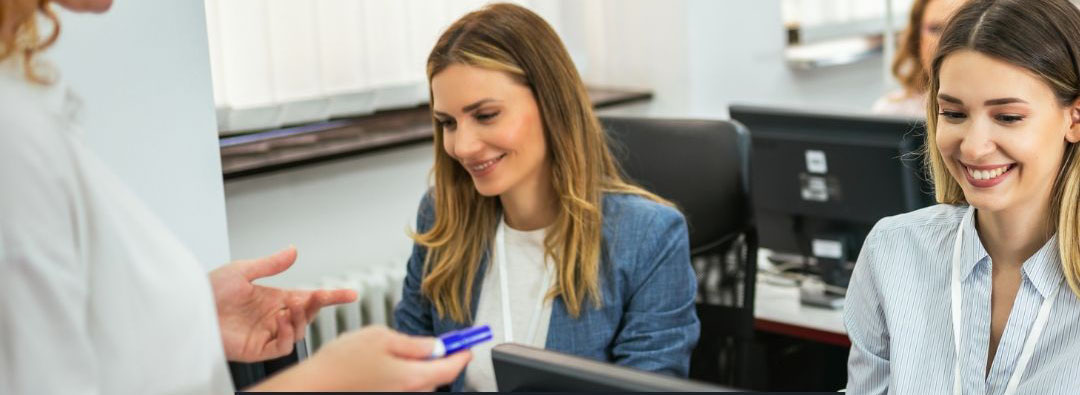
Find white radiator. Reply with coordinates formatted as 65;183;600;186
302;265;407;355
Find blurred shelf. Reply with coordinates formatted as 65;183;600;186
220;87;652;180
784;35;883;70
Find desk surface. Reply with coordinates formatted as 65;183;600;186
753;250;849;346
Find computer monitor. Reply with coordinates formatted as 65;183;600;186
729;104;933;290
492;343;739;392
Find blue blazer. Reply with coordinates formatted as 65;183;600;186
393;191;700;391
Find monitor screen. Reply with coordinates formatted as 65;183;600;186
492;343;739;392
730;105;933;279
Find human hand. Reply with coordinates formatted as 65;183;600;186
251;325;472;391
209;246;357;362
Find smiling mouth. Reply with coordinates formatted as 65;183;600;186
467;153;506;174
964;164;1013;180
961;162;1016;187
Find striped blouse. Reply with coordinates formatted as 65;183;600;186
844;204;1080;394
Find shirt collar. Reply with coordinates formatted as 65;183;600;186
956;206;1064;298
1022;234;1063;298
0;56;82;125
956;206;989;281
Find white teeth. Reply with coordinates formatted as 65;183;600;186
966;165;1010;180
470;155;502;172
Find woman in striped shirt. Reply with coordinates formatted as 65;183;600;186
845;0;1080;393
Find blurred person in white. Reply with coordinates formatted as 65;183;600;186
0;0;470;393
847;0;1080;393
873;0;966;117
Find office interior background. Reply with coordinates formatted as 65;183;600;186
219;0;911;286
50;0;1076;391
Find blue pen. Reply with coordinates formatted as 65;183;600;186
430;325;493;358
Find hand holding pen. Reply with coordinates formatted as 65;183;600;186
251;325;474;391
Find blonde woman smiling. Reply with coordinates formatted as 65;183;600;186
393;3;699;391
846;0;1080;393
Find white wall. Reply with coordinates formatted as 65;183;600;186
225;144;434;288
49;1;231;269
687;0;884;115
575;0;693;114
574;0;883;118
224;0;890;286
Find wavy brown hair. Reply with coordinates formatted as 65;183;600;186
413;3;670;323
925;0;1080;297
0;0;59;83
891;0;934;95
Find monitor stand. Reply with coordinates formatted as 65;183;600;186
799;236;849;310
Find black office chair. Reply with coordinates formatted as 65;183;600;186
601;116;758;388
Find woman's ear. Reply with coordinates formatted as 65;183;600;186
1068;99;1080;143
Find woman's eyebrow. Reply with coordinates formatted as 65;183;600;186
984;97;1028;106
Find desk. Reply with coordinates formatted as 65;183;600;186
753;250;849;347
220;87;651;180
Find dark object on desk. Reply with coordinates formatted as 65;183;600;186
601;117;758;388
220;87;652;180
492;343;737;392
730;104;933;296
228;339;306;389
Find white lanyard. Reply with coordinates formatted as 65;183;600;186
494;218;552;345
951;207;1061;395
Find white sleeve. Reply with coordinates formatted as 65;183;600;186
0;115;100;394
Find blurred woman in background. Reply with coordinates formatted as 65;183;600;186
873;0;966;117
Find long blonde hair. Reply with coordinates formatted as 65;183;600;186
414;3;669;323
925;0;1080;296
0;0;58;83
